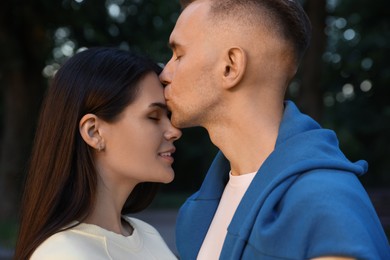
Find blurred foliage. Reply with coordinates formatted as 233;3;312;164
39;0;180;64
0;0;389;252
0;0;389;204
316;0;390;187
0;220;17;248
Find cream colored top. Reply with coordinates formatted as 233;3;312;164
31;216;177;260
197;171;257;260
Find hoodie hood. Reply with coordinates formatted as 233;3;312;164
175;101;381;260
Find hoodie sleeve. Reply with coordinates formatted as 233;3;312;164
264;169;390;259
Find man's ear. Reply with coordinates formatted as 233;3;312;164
221;47;247;89
79;114;104;150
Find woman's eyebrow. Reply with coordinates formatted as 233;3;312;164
149;102;168;112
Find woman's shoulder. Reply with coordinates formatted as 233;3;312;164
124;216;161;235
123;216;178;259
31;225;108;260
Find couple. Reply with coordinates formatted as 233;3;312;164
14;0;390;259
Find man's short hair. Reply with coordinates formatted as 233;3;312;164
180;0;312;63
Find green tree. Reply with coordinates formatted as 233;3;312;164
1;0;389;249
0;0;51;223
319;0;390;186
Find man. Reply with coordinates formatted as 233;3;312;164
159;0;390;259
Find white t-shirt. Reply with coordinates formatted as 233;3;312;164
197;171;257;260
31;216;177;260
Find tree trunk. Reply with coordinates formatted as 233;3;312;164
0;69;43;221
297;0;327;122
0;0;47;222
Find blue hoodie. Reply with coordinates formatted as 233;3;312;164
176;101;390;259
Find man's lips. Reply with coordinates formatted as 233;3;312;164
165;99;173;109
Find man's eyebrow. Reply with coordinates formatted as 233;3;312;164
149;102;168;111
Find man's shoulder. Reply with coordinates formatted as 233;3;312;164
246;169;389;259
283;169;369;207
273;168;383;237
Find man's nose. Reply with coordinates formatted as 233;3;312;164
159;63;172;86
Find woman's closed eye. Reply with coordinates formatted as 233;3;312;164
148;111;161;121
147;103;169;121
150;112;171;121
148;115;160;121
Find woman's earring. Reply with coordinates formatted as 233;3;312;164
97;143;105;152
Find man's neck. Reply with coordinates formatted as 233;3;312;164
206;100;284;175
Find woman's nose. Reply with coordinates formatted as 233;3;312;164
165;124;182;141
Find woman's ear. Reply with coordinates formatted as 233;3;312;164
222;47;247;90
79;114;104;151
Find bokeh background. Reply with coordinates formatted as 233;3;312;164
0;0;389;256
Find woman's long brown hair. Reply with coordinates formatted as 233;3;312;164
14;47;162;259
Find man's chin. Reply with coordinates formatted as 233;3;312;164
171;117;184;128
171;116;193;129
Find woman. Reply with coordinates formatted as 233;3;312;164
14;47;181;259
